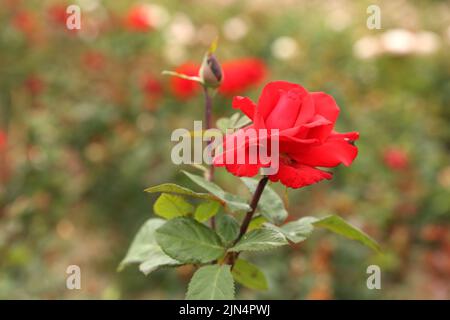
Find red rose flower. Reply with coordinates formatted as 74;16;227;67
213;81;359;189
125;5;154;32
47;4;68;26
383;147;409;170
0;130;7;152
219;58;267;96
169;62;201;100
141;74;164;110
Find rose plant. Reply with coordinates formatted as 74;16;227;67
119;43;380;300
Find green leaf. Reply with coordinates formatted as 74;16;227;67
313;215;381;253
233;114;252;129
216;113;239;132
280;217;317;243
215;212;240;245
232;259;268;291
181;129;220;139
248;216;268;232
188;163;208;174
216;113;252;133
154;193;194;220
183;171;250;213
118;219;179;275
145;183;218;202
194;201;220;222
241;178;288;224
138;246;179;275
216;118;230;133
186;265;235;300
230;227;288;252
155;217;225;263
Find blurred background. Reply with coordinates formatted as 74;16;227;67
0;0;449;299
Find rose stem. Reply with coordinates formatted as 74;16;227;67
226;176;269;267
234;176;269;245
202;86;215;229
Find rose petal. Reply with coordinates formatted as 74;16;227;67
213;126;260;165
269;162;332;189
232;96;256;120
265;89;303;130
306;92;340;141
291;137;358;167
213;143;263;177
221;160;261;177
293;92;315;126
329;131;360;141
282;114;332;139
257;81;305;119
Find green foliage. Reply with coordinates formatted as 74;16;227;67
119;219;179;275
186;265;235;300
183;171;251;212
138;247;180;275
155;217;225;263
241;178;288;224
216;112;240;132
128;181;379;298
279;217;317;243
154;194;194;220
264;215;380;252
215;212;240;246
232;259;268;291
216;113;251;132
313;215;381;253
194;201;220;222
230;227;288;252
233;115;252;129
145;183;218;202
248;216;268;231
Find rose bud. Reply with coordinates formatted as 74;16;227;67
199;54;223;89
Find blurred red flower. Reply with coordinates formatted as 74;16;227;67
0;130;8;183
47;4;68;26
82;51;106;71
169;62;201;100
214;81;359;189
13;11;36;35
421;225;448;243
141;75;164;110
125;5;154;32
383;147;409;170
0;130;7;152
24;75;45;96
219;58;267;96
